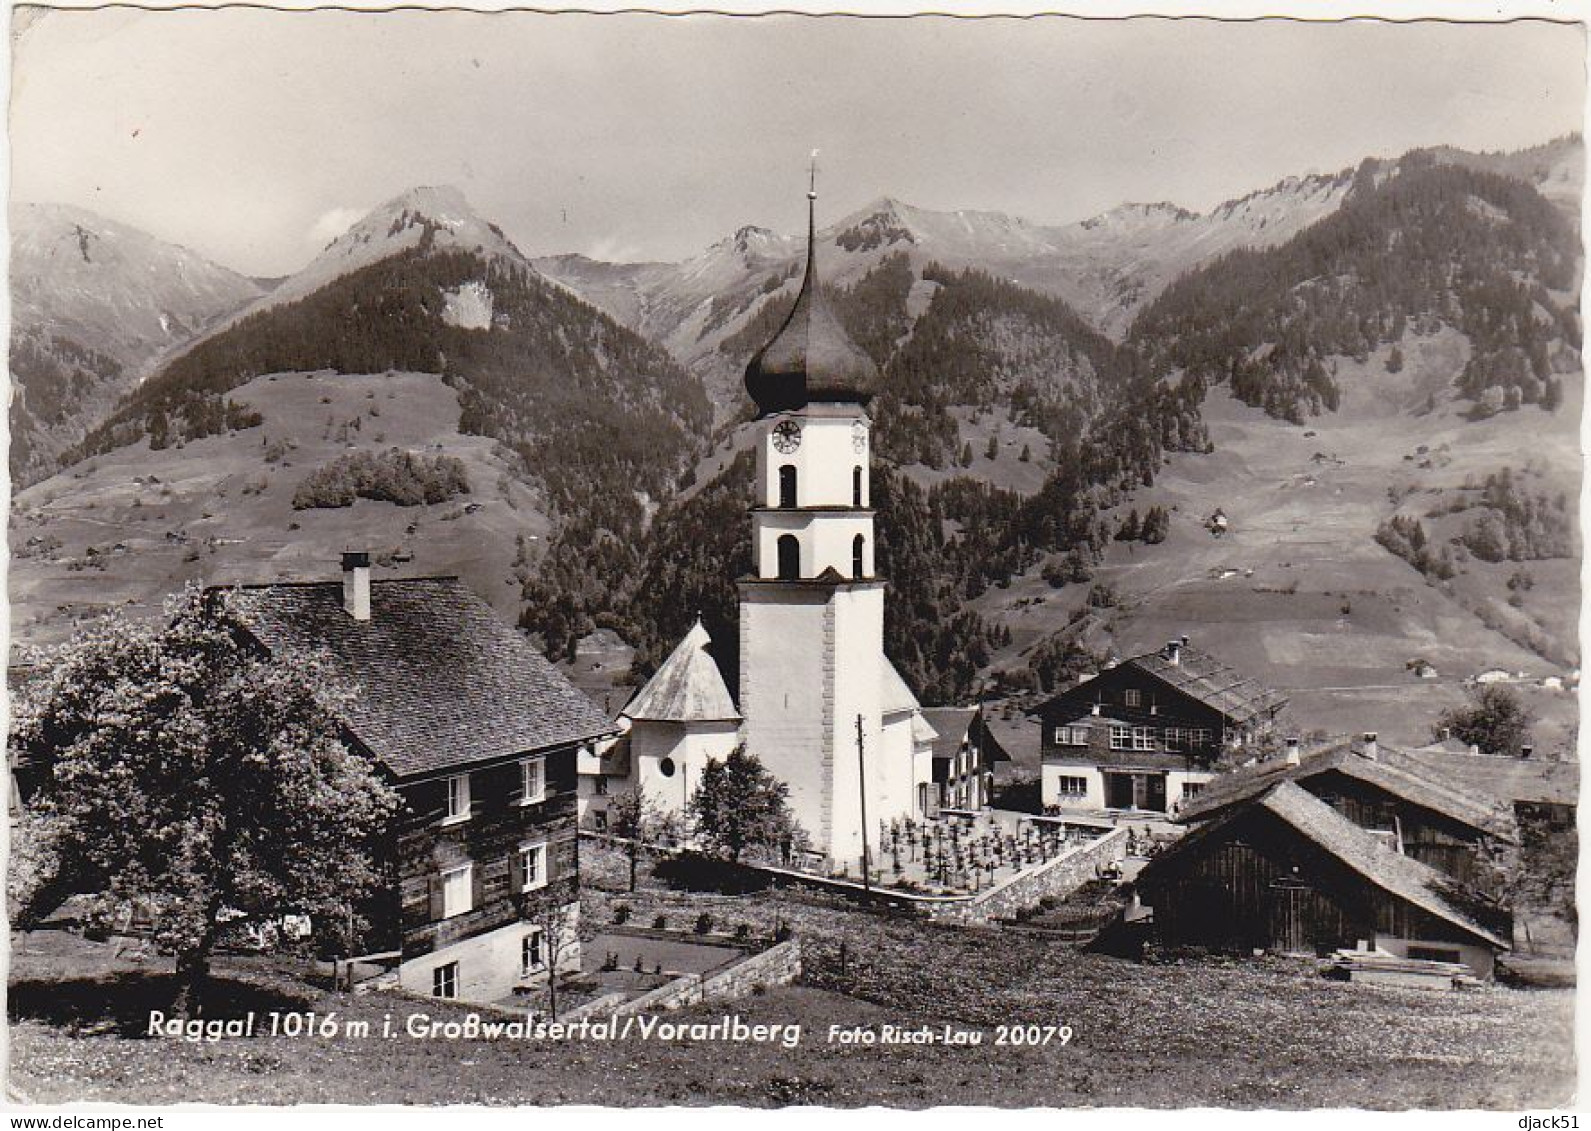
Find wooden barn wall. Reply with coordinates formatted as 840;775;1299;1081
1139;808;1487;955
1303;770;1495;892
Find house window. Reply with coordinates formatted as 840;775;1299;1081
1131;726;1156;751
1109;725;1131;750
852;466;864;507
1190;728;1213;747
1180;781;1205;799
593;774;609;796
1057;775;1089;796
441;864;473;919
777;535;800;580
520;757;546;805
1123;689;1142;708
592;809;609;832
1164;727;1185;752
443;774;471;824
1054;725;1089;746
518;842;548;893
522;929;545;975
433;961;459;999
852;535;866;580
778;464;798;508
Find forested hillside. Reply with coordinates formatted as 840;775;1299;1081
74;247;710;537
1131;157;1580;424
524;258;1210;703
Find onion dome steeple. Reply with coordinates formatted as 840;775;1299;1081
744;158;879;417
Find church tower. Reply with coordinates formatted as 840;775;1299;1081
738;173;914;869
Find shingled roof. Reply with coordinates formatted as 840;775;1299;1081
1177;739;1515;840
1143;781;1509;950
1400;748;1580;809
621;620;740;724
1256;784;1509;949
1127;643;1288;726
881;657;921;716
921;707;978;765
224;579;615;778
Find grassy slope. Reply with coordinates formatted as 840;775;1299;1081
8;369;550;648
973;329;1580;754
10;849;1574;1108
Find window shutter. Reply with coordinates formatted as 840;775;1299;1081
471;864;485;910
427;874;444;922
509;849;525;895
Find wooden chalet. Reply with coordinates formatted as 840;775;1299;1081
1136;781;1512;978
1036;637;1286;814
222;554;615;1004
919;706;1009;814
1176;733;1516;893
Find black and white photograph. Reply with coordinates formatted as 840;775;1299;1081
3;1;1584;1115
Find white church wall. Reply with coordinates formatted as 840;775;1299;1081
739;584;835;854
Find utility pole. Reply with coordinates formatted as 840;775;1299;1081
857;714;871;893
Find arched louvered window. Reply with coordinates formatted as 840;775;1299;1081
777;535;800;580
852;466;863;507
778;465;798;508
852;535;866;580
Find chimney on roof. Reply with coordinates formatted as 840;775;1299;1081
1360;732;1379;761
1180;634;1190;648
1439;726;1452;742
1284;736;1302;766
1165;640;1182;666
1520;743;1534;760
342;551;371;621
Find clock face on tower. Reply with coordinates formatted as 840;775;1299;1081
772;420;803;454
852;421;868;454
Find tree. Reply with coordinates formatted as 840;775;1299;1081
606;785;663;893
688;746;799;865
518;886;583;1020
985;433;1000;460
9;587;400;1014
1436;684;1536;758
959;441;974;468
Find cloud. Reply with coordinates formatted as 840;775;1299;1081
585;236;645;264
305;206;367;249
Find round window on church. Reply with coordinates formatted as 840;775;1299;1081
658;758;677;778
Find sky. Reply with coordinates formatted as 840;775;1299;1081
8;8;1586;277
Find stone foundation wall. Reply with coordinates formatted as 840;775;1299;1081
603;939;804;1018
927;827;1128;925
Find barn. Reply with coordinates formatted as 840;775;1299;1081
1175;733;1516;893
1136;781;1512;978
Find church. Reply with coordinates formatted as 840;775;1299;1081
582;183;942;870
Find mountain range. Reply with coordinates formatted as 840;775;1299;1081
8;135;1583;753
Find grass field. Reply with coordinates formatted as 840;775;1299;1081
8;369;549;648
973;335;1580;753
10;848;1575;1109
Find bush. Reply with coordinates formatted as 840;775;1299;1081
613;904;630;925
292;448;470;510
652;913;668;930
695;912;714;935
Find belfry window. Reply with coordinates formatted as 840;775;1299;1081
852;466;863;507
779;465;798;508
777;535;800;580
852;535;866;580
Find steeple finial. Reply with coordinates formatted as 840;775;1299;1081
808;149;819;200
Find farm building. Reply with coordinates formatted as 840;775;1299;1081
1176;733;1516;893
1400;743;1579;830
1036;638;1287;814
920;706;1010;815
1136;781;1513;978
222;553;616;1004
